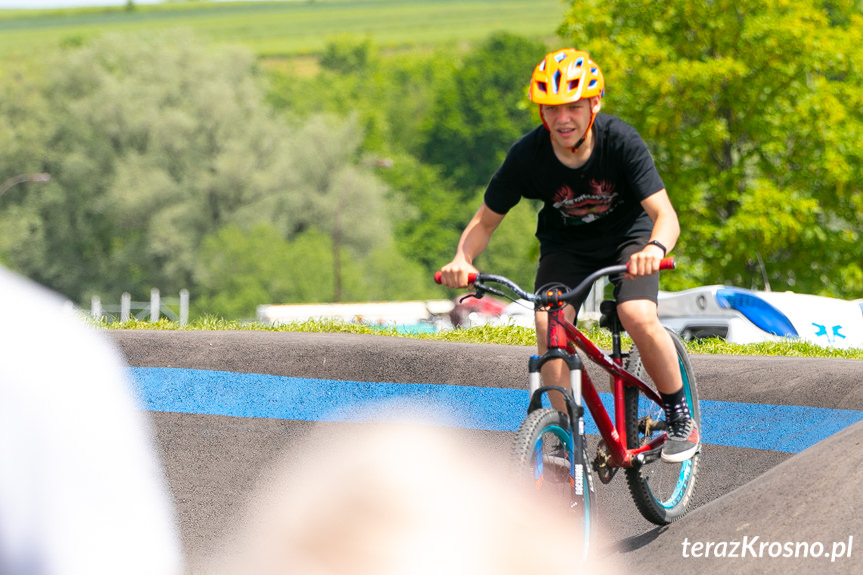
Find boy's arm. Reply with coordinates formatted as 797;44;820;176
628;189;680;277
438;203;505;288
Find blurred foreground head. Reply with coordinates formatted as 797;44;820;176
220;422;616;575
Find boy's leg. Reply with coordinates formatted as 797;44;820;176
617;301;699;462
614;238;700;463
616;300;681;394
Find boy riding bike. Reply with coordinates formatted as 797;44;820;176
438;48;699;463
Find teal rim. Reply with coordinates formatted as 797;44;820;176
531;422;592;552
649;354;697;509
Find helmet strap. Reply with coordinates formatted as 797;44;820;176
570;111;596;154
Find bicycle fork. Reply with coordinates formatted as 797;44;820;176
528;350;587;503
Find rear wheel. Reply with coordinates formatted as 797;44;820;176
623;328;700;524
511;408;596;558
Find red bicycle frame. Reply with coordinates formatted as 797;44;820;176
543;300;666;469
435;258;675;469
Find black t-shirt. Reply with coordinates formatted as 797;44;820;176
484;113;664;258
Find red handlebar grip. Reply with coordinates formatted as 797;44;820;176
624;257;676;273
434;272;478;285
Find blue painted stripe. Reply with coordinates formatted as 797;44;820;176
130;367;863;454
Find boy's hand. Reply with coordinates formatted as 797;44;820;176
626;244;664;279
438;260;478;289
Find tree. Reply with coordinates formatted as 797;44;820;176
377;152;470;272
0;30;417;315
266;36;453;158
0;30;302;301
420;33;549;194
558;0;863;297
194;224;333;319
275;113;397;301
0;56;55;269
194;223;438;319
264;37;499;281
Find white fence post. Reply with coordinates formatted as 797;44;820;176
91;289;187;323
179;289;189;327
91;295;101;321
581;277;607;319
150;288;160;322
121;292;131;322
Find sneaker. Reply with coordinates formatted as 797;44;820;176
661;417;700;463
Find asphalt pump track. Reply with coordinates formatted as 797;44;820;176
111;330;863;574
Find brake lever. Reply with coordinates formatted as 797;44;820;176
458;278;506;301
458;277;489;303
458;293;483;304
473;281;511;301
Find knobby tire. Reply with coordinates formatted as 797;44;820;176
511;408;596;558
623;327;700;524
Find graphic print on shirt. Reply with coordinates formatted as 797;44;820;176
552;179;619;225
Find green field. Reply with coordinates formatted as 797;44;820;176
0;0;565;58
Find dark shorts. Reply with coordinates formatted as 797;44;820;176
534;237;658;312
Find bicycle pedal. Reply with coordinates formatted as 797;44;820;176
634;445;664;467
596;464;617;484
593;440;618;484
638;416;666;436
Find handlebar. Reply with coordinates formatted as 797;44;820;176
435;257;676;306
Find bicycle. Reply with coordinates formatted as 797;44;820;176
435;258;700;557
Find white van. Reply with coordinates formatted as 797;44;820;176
658;285;863;349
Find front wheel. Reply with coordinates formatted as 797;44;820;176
511;408;597;558
623;328;700;524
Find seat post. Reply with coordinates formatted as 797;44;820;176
599;300;623;361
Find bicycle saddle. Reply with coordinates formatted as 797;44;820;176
599;299;619;330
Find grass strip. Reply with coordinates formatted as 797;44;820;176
100;317;863;359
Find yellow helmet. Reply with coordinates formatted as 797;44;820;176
529;49;604;105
